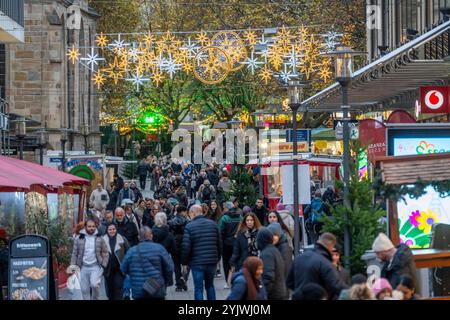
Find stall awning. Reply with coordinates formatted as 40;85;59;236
302;21;450;112
0;156;90;191
376;153;450;185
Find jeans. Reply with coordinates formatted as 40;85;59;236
191;264;216;300
222;244;234;281
80;264;103;300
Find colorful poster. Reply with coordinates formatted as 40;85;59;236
393;138;450;156
397;186;450;248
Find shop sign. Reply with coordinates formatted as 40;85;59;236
9;235;51;300
333;120;359;140
285;129;311;143
269;142;309;155
420;86;450;114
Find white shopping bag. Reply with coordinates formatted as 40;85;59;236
67;272;83;300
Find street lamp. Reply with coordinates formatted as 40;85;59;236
60;128;69;172
81;123;90;155
15;117;27;160
327;46;365;269
287;80;308;257
36;128;48;165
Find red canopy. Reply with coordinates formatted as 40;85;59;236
0;156;89;191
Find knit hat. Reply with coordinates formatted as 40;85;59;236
372;233;394;252
242;206;252;214
267;222;282;237
371;278;392;297
0;228;6;239
224;201;234;210
275;203;286;211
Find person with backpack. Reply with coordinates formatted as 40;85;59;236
218;201;243;288
304;190;326;244
198;180;215;203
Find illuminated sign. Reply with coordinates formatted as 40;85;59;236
269;142;309;155
393;138;450;156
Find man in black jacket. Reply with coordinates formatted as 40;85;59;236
136;159;150;190
181;205;222;300
286;233;347;299
114;207;139;247
252;198;268;225
256;227;288;300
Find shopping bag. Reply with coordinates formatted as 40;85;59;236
67;272;83;300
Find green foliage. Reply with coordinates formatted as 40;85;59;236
321;142;386;274
122;162;137;180
230;166;257;207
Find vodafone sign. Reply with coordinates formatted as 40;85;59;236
420;86;450;114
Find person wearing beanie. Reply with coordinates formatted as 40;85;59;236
331;244;351;286
286;233;347;300
256;227;287;300
372;233;417;289
242;206;252;215
267;223;293;281
0;228;8;301
371;278;393;300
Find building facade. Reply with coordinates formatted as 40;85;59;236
367;0;450;61
4;0;101;158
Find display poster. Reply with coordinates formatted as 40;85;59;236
397;186;450;249
9;235;50;300
393;138;450;156
281;164;311;205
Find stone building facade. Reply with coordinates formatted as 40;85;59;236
5;0;101;155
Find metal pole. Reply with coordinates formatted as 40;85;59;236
342;84;351;269
19;138;23;160
84;135;88;155
291;104;300;257
61;140;66;172
39;145;44;165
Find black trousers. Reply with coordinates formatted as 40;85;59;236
104;271;125;300
173;254;189;288
139;175;147;190
222;244;234;281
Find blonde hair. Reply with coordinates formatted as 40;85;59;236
154;212;167;227
349;284;375;300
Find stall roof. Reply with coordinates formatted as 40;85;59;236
0;156;90;191
302;20;450;112
376;152;450;185
247;154;342;166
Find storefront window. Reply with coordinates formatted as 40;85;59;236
0;192;25;237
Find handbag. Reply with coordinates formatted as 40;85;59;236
136;244;165;298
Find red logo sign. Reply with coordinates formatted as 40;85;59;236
420;86;450;114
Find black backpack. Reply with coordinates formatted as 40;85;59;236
223;218;240;247
202;186;212;200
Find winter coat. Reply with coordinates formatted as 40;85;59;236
227;270;268;300
276;234;293;279
102;234;129;278
120;240;174;300
130;187;143;204
142;209;155;229
70;229;109;268
175;192;188;207
286;243;347;299
114;218;139;247
137;162;150;176
116;188;136;207
218;209;243;247
89;189;110;212
217;177;232;193
381;244;417;289
152;225;176;258
252;206;269;226
230;229;259;270
181;215;222;267
256;228;288;300
278;210;295;239
106;190;118;211
168;215;189;257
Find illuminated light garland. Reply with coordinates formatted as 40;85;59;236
66;44;80;64
96;32;108;48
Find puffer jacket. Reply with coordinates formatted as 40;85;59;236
102;233;129;278
120;240;174;299
152;225;176;257
114;217;139;247
227;270;267;300
286;242;347;299
381;244;417;289
256;228;288;300
168;215;189;257
70;229;109;268
181;215;222;267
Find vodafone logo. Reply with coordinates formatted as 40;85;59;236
424;90;444;110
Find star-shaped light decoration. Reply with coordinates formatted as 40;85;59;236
164;53;182;79
278;63;299;84
80;47;105;71
241;51;265;75
96;32;108;48
128;42;142;63
259;65;272;84
196;31;210;46
143;32;155;47
244;29;258;49
285;46;300;70
151;70;164;86
66;44;80;64
102;55;127;84
126;68;150;91
319;64;333;82
93;72;106;89
154;53;168;71
180;37;200;58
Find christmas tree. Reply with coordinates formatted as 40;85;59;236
230;165;257;208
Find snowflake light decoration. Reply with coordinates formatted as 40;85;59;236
126;68;150;91
180;37;200;58
80;47;105;71
164;53;182;79
241;51;265;75
277;63;299;84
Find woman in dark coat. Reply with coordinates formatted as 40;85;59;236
152;212;176;257
227;256;267;300
102;224;129;300
168;206;190;291
207;200;223;223
230;212;262;272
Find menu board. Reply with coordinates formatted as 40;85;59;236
9;235;50;300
